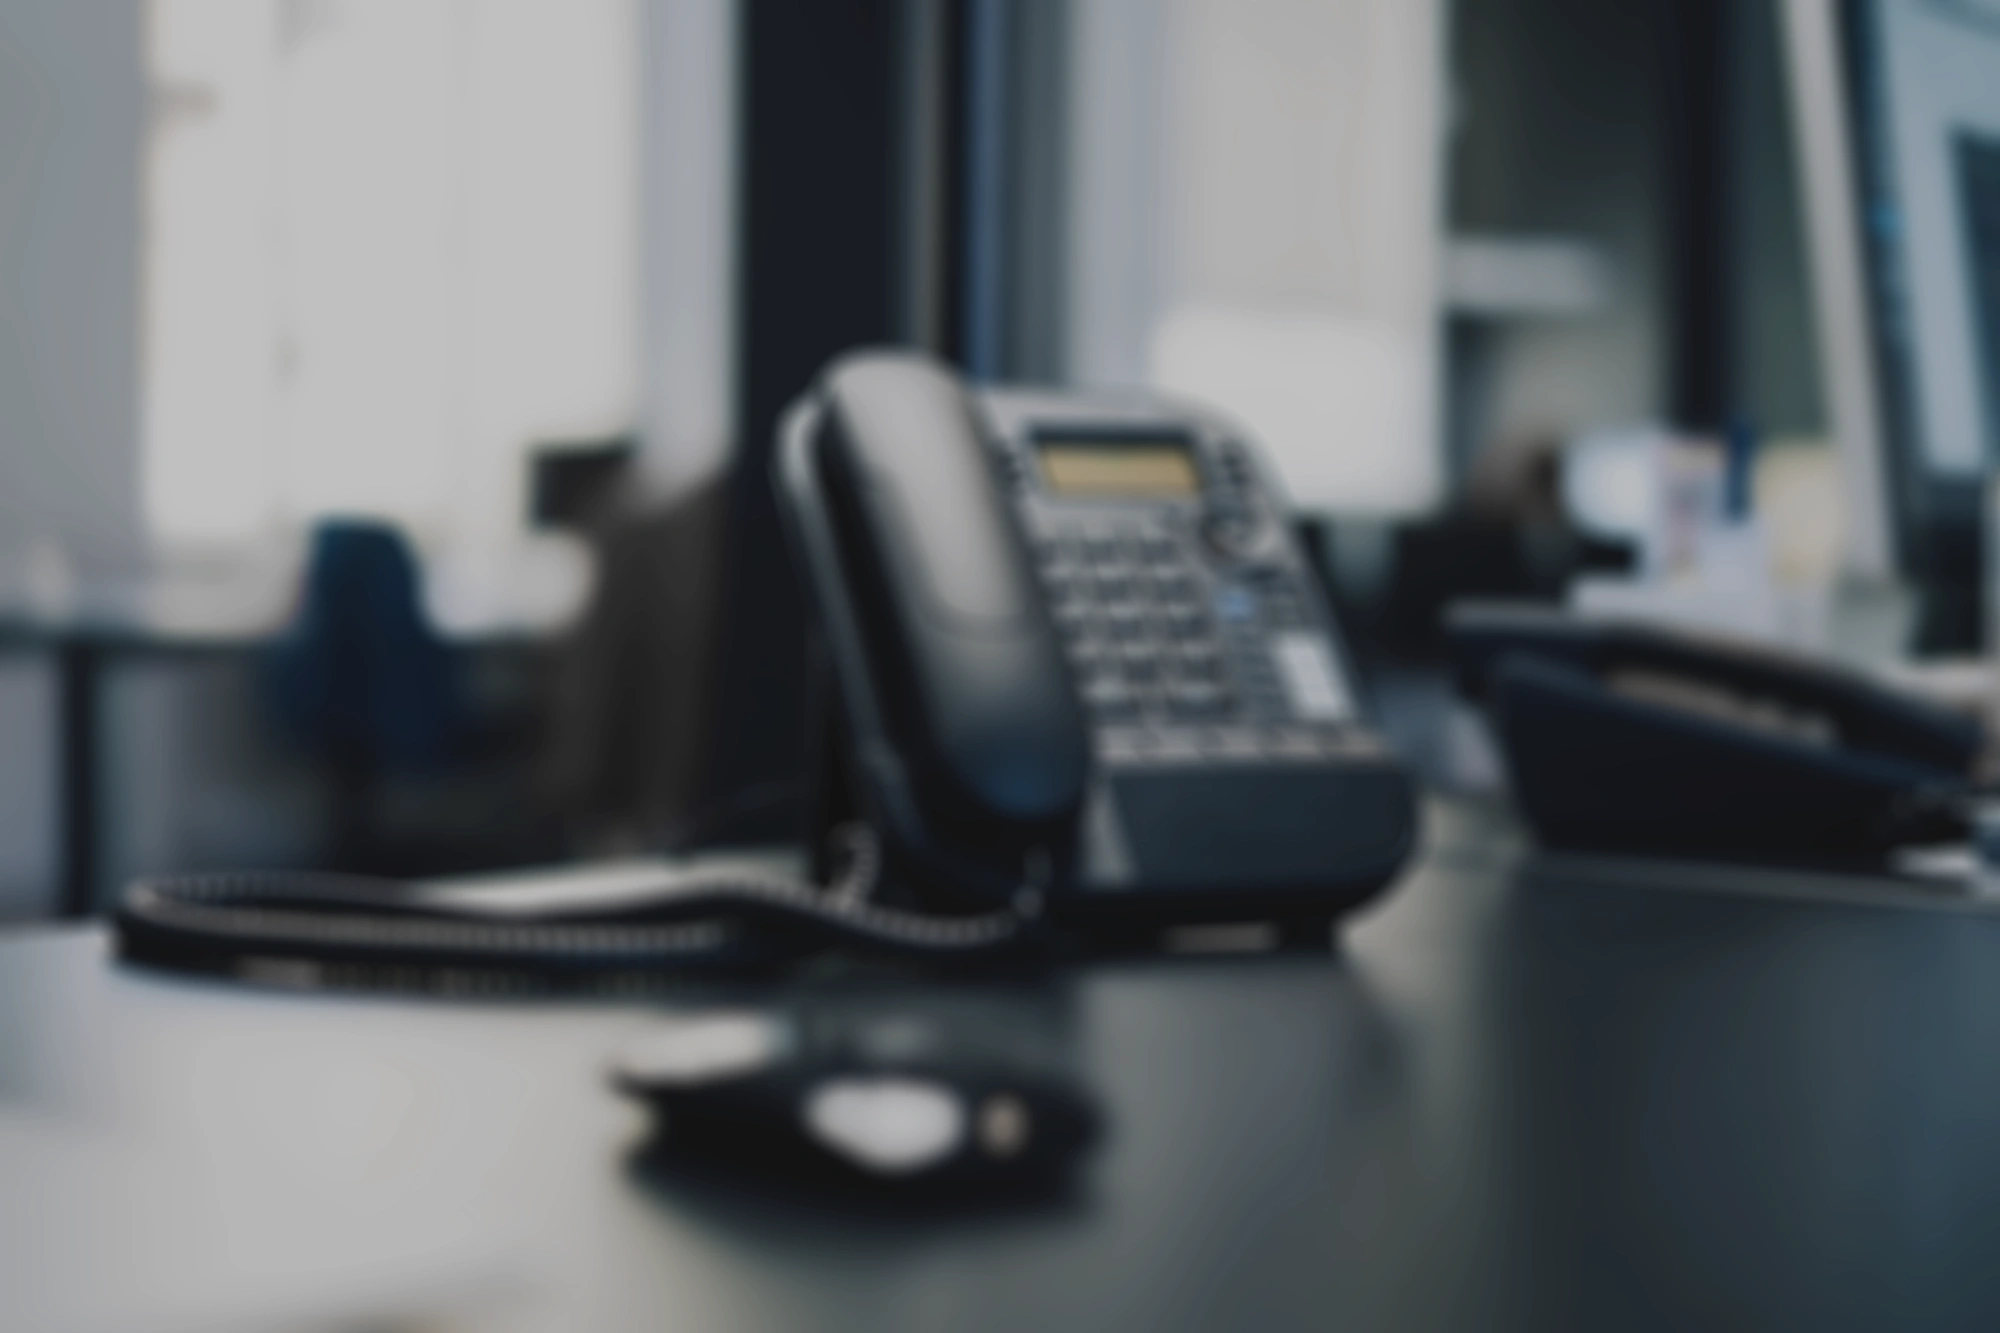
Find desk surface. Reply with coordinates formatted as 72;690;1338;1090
8;800;2000;1332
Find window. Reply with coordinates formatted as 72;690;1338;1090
1065;0;1446;514
143;0;638;553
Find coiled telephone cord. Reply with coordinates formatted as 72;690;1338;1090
114;826;1036;986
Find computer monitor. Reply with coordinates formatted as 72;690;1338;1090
1783;0;2000;649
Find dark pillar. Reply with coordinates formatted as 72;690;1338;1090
697;0;907;840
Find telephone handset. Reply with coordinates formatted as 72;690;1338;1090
777;349;1417;931
806;353;1092;860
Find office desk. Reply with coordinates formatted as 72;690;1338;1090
7;799;2000;1331
1;618;269;921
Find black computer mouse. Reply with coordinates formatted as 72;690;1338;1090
611;1009;1100;1193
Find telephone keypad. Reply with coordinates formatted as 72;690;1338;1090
1025;514;1357;768
1010;421;1363;771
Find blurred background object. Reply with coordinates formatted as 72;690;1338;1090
545;476;731;854
1783;0;2000;651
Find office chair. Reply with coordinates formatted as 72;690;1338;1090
264;520;465;874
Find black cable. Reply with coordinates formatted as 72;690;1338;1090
114;826;1039;985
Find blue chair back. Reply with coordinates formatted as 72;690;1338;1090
266;520;459;772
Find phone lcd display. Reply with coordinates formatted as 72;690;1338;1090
1036;440;1201;498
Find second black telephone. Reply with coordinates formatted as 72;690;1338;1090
775;349;1417;932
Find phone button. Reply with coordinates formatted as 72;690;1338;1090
1103;603;1149;639
1260;729;1317;761
1054;603;1093;636
1204;726;1264;761
1165;680;1231;717
1115;647;1161;682
1148;729;1205;764
1083;533;1123;566
1214;586;1257;623
1218;445;1254;486
1043;570;1086;605
1092;570;1134;601
1113;532;1156;566
1202;509;1262;558
1149;570;1199;604
1095;728;1141;765
1082;677;1140;718
1039;533;1084;568
1170;643;1225;678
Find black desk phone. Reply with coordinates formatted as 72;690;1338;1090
775;349;1417;933
1447;601;1985;867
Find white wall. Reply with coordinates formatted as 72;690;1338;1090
0;0;141;915
142;0;641;552
1065;0;1168;392
0;0;144;573
636;0;737;499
